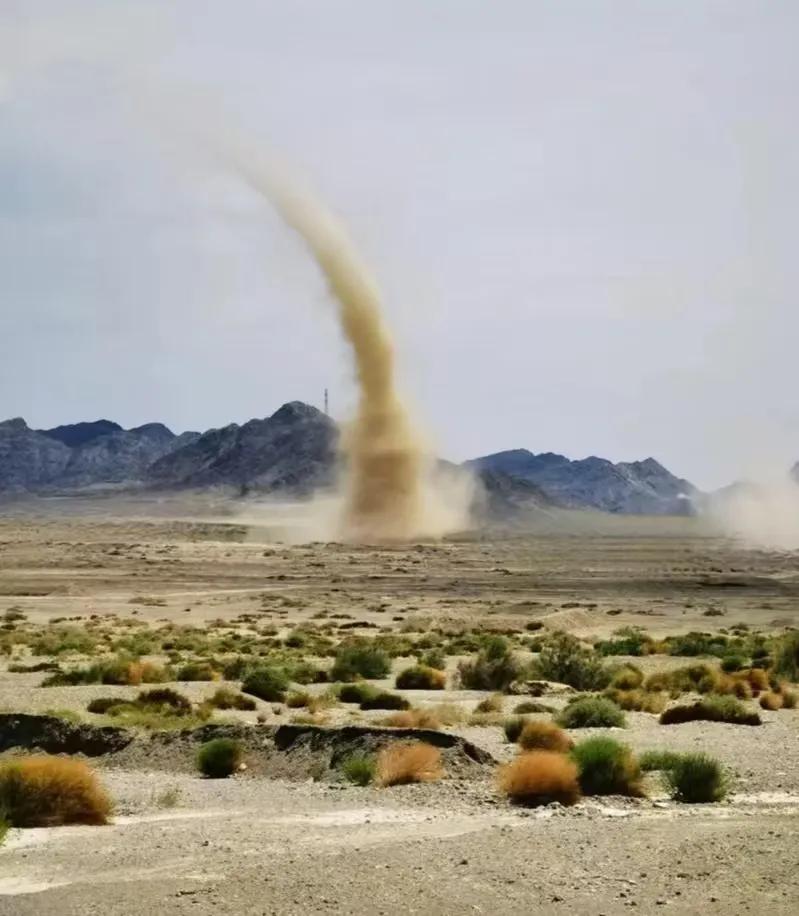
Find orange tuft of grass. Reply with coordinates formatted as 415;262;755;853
517;720;573;753
376;742;444;786
743;668;769;695
0;755;111;827
759;691;783;711
381;709;442;730
497;751;581;807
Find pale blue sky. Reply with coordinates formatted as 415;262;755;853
1;1;797;489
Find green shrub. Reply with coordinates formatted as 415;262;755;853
665;632;729;658
533;632;611;690
197;738;243;778
338;682;379;704
457;642;524;692
86;697;126;715
720;654;747;673
503;716;527;743
207;687;256;711
331;642;391;681
664;753;728;803
609;664;644;690
773;631;799;682
359;691;410;711
241;666;289;702
639;749;684;772
556;696;625;729
595;628;651;657
571;737;642;796
341;753;375;786
136;688;192;712
659;695;761;726
395;665;446;690
176;661;217;681
512;700;554;715
420;649;446;670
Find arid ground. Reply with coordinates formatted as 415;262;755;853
0;497;797;914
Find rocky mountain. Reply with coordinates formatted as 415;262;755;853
472;469;557;520
39;420;122;448
465;449;696;515
0;418;72;492
147;401;336;493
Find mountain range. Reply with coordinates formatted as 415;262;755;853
1;401;699;516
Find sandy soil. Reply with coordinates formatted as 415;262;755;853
0;497;798;914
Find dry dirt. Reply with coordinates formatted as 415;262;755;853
0;496;798;914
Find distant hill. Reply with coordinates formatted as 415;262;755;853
0;402;701;517
40;419;122;448
465;449;696;515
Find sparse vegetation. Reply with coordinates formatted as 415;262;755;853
663;752;728;803
331;642;391;681
497;751;581;807
241;665;289;702
340;753;376;786
206;687;257;711
517;720;573;752
773;631;799;682
197;738;244;778
0;756;111;826
381;709;441;729
659;695;761;726
639;749;684;772
359;690;410;711
556;695;626;729
571;737;642;796
533;632;611;690
395;665;446;690
457;637;524;692
376;742;443;786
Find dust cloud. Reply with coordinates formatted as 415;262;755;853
703;473;799;551
211;144;472;542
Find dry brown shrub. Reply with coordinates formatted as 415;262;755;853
727;677;753;700
376;742;444;786
759;691;784;710
0;756;111;827
517;720;573;752
381;710;441;729
744;668;769;695
474;693;504;714
497;751;581;807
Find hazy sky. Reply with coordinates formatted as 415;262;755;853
1;1;797;489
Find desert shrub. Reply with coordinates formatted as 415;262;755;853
643;663;719;697
136;688;192;712
0;756;111;826
341;753;375;786
759;691;783;710
331;642;391;681
338;682;378;704
381;709;441;729
420;649;446;670
571;737;642;796
286;691;312;709
241;665;289;702
196;738;243;778
474;693;504;714
467;711;504;726
41;656;168;687
512;700;553;715
743;667;769;694
395;665;446;690
595;628;652;657
503;716;527;743
639;749;684;772
86;696;126;714
782;688;798;709
517;720;573;752
609;664;644;690
556;696;626;729
497;751;580;807
773;631;799;682
207;687;256;711
659;695;761;726
376;742;443;786
426;703;466;726
664;752;728;803
457;639;524;692
533;632;611;691
720;654;747;673
665;632;729;658
604;687;667;714
360;691;410;711
176;661;217;682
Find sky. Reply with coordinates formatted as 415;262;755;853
0;1;797;490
